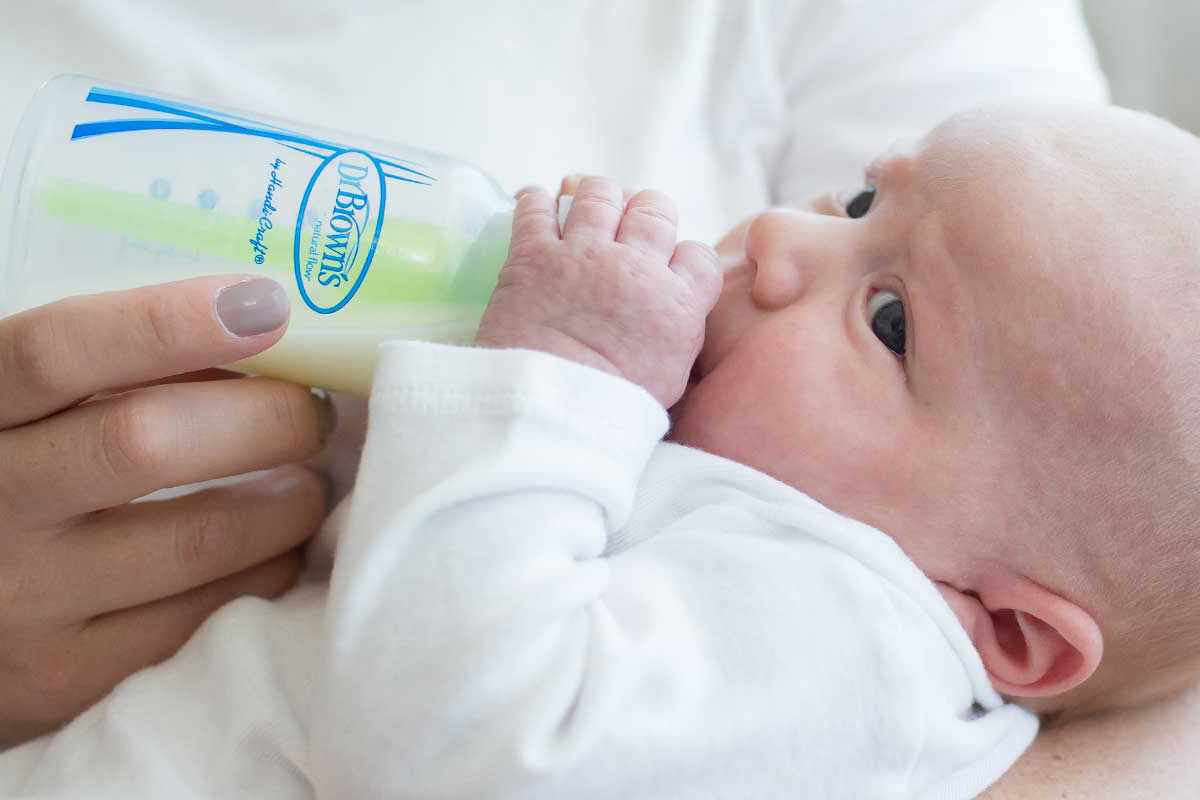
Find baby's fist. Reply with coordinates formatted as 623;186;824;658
474;177;722;408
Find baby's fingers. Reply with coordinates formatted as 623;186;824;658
559;174;586;197
557;175;632;233
617;189;678;260
561;176;625;240
670;240;724;311
559;174;633;205
511;186;558;243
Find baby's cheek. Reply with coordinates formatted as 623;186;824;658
787;414;899;512
670;374;890;508
766;372;925;527
670;316;920;520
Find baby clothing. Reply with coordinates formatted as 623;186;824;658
0;341;1036;798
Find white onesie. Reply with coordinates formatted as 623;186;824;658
0;341;1037;799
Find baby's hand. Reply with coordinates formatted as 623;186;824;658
474;177;722;408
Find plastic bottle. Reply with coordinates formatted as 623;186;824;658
0;75;514;395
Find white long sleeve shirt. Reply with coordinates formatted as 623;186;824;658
1;342;1037;799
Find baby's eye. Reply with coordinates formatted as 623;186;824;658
866;289;906;357
844;186;875;218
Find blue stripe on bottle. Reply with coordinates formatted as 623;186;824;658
74;87;437;183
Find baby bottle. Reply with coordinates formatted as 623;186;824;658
0;75;515;395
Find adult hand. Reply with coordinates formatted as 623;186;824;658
475;176;723;408
0;275;333;748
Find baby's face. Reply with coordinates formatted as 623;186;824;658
667;105;1177;586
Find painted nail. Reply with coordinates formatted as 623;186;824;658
214;278;289;337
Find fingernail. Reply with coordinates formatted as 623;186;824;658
514;185;541;199
214;278;290;337
311;387;338;442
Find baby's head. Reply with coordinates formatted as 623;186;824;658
668;102;1200;722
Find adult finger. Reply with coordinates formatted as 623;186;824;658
35;466;326;620
561;176;625;240
0;378;335;531
669;240;725;311
616;189;679;260
53;551;305;730
0;275;290;430
91;368;245;401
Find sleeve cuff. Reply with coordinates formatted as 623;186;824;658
372;338;670;464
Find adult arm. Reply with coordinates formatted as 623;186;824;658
980;683;1200;799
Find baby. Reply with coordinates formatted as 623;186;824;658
678;100;1200;723
2;101;1197;799
540;98;1200;726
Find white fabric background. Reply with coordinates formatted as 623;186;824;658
1;0;1107;246
1082;1;1200;135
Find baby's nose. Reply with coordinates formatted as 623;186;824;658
745;208;854;310
745;209;810;310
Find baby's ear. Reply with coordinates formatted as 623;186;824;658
935;577;1103;698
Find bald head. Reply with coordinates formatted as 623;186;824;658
696;100;1200;717
920;103;1200;713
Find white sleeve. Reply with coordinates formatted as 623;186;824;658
768;0;1109;202
309;340;674;797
